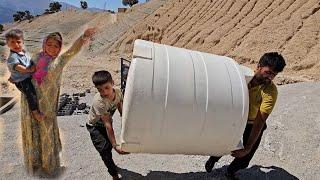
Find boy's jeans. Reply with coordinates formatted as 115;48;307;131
207;123;267;175
15;77;39;111
86;123;118;176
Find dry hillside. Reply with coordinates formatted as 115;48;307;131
111;0;320;84
0;0;167;93
1;0;320;94
0;1;319;179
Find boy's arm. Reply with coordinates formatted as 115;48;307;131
232;85;277;158
7;55;34;74
245;111;268;150
101;114;126;154
117;101;123;117
231;111;268;158
15;64;35;74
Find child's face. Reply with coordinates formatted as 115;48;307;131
44;38;61;57
96;82;114;100
6;37;23;53
255;65;277;85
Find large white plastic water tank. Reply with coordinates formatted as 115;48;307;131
120;40;253;156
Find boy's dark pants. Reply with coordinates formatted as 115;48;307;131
208;123;267;175
15;77;39;111
86;123;118;176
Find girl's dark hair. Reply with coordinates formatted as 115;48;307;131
92;70;113;86
258;52;286;73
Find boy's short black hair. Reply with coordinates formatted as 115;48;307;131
258;52;286;73
5;29;24;40
92;70;113;86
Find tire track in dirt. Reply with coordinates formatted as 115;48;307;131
188;0;234;47
279;0;319;61
266;0;296;20
223;0;275;56
209;0;257;54
198;0;251;51
283;1;320;71
176;0;219;47
185;0;227;48
225;0;281;58
272;0;310;49
201;0;236;43
166;1;207;46
164;0;198;38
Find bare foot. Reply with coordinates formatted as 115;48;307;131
32;110;45;121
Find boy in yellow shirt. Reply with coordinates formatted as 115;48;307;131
205;52;286;178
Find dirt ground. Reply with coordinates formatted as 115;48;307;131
0;82;319;180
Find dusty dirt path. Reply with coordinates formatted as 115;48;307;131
0;82;319;179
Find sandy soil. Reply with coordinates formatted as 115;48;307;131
112;0;320;83
0;82;319;180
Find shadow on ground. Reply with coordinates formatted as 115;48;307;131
118;165;299;180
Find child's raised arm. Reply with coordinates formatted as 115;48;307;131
53;28;96;70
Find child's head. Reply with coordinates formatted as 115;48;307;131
92;70;114;99
255;52;286;85
44;32;62;57
5;29;24;53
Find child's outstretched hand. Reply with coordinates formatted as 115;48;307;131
82;27;97;43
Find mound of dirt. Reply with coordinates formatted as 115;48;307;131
0;0;319;94
111;0;320;82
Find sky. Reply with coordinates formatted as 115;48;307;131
59;0;147;11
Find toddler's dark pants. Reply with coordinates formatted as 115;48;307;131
15;77;39;111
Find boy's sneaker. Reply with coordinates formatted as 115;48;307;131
205;158;215;173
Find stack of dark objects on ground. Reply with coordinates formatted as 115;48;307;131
57;90;90;116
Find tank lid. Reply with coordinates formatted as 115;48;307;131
133;39;153;60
